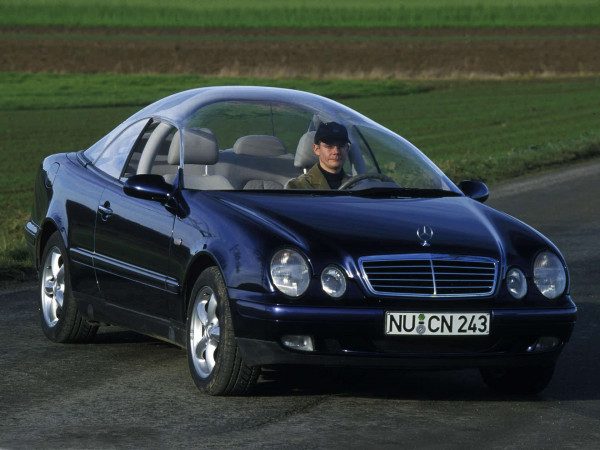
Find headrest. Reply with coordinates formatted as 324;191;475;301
168;128;219;165
294;131;317;169
233;135;286;156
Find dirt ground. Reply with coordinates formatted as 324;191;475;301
1;26;600;77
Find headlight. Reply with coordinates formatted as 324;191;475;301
533;251;566;299
270;249;310;297
506;267;527;299
321;265;347;298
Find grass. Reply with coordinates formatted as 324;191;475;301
1;0;600;28
1;73;599;279
345;78;600;181
0;73;427;111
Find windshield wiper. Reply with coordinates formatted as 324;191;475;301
344;187;462;198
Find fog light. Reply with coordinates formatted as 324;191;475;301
526;336;560;353
321;265;347;298
506;268;527;299
281;335;314;352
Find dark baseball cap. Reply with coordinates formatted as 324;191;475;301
314;121;349;145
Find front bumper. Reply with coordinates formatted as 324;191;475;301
231;294;576;368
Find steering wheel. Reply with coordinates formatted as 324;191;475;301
338;173;397;190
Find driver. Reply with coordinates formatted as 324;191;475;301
287;121;352;189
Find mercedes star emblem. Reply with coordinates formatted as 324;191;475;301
416;225;434;247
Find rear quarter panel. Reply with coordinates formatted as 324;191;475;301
33;152;106;296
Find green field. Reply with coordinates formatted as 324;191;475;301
0;73;427;111
1;0;600;28
1;73;599;280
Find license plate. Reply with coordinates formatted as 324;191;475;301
385;312;490;336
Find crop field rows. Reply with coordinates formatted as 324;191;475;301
2;27;600;78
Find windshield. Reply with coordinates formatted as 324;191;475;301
178;99;458;194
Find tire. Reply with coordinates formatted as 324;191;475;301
480;364;555;395
186;266;260;395
39;232;98;343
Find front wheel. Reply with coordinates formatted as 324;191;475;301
480;365;555;395
39;232;98;343
186;266;260;395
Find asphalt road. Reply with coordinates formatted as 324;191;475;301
1;160;599;448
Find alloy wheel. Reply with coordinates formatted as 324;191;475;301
189;286;221;378
41;247;65;328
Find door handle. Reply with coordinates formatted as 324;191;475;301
98;202;113;222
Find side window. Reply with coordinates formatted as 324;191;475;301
83;136;108;163
123;121;177;181
122;121;159;178
93;119;149;179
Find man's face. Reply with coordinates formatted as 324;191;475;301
313;141;348;174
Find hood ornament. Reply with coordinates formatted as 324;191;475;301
416;225;434;247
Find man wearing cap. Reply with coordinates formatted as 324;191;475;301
286;121;352;190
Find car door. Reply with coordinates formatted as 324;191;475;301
63;157;106;298
92;119;178;318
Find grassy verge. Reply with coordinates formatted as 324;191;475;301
1;0;600;28
1;73;599;281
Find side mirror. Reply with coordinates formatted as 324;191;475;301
457;180;489;203
123;174;173;203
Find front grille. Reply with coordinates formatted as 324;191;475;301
359;254;498;298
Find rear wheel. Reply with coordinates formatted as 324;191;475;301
39;232;98;343
186;266;260;395
480;365;555;395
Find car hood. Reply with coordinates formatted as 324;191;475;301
210;192;506;260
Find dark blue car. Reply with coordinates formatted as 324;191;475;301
25;86;576;395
